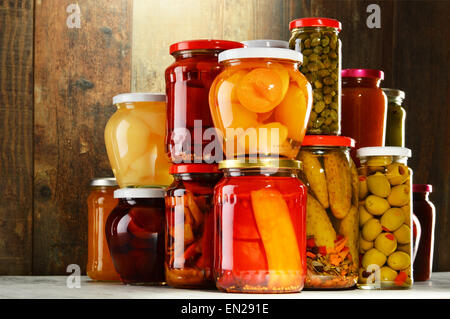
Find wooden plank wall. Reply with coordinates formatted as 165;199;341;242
0;0;448;274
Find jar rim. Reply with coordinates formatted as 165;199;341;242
114;187;165;199
302;135;355;148
289;18;342;31
218;158;302;170
90;177;117;187
241;39;289;48
113;93;165;104
169;163;220;174
218;48;302;63
169;39;243;55
342;69;384;80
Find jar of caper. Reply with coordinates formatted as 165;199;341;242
382;88;406;147
289;18;342;135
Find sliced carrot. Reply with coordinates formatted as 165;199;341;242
306;251;316;259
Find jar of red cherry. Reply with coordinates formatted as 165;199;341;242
165;39;244;163
105;188;166;285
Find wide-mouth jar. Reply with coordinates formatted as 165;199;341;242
214;159;307;293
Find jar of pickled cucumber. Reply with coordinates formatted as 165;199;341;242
289;18;342;135
105;93;173;188
356;147;419;289
382;88;406;147
297;136;359;289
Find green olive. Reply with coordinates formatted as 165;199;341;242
359;177;369;200
374;232;397;256
387;251;410;270
380;208;405;232
359;205;373;226
362;218;382;241
386;163;410;185
400;205;411;225
380;266;398;281
360;237;374;252
397;243;411;254
388;184;410;207
362;248;387;269
394;224;411;244
365;195;390;215
367;172;391;197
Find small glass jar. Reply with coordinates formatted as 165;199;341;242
356;147;417;289
165;164;222;288
383;88;406;147
104;93;173;188
241;39;289;48
341;69;388;164
105;188;166;285
86;177;120;281
214;159;307;293
289;18;342;135
413;184;435;282
165;40;244;163
209;48;312;159
297;136;359;289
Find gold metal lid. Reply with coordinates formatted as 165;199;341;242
218;158;302;170
90;177;118;187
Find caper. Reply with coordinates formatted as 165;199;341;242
302;48;313;56
313;46;323;54
328;51;338;59
308;54;320;62
309;110;318;121
311;37;321;47
318;69;330;78
314;81;323;89
324;117;333;125
324;94;332;104
304;38;311;48
330;102;338;110
330;110;338;121
314;101;326;113
321;36;330;47
323;46;330;54
307;62;319;72
320;125;331;134
323;86;332;94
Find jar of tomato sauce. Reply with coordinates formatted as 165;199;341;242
86;177;120;281
341;69;387;164
214;159;307;293
209;48;312;159
165;164;222;288
165;40;244;163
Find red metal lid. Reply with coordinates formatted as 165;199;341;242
169;39;243;54
341;69;385;80
289;18;342;31
169;163;220;174
302;135;355;148
413;184;433;193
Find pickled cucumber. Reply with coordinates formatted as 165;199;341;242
374;232;397;256
380;208;405;232
387;251;410;271
365;195;390;216
362;248;387;269
362;219;382;241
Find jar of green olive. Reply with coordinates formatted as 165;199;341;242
356;147;421;289
382;88;406;147
289;18;342;135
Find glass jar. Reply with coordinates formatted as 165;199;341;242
241;39;289;48
341;69;388;164
86;177;120;281
209;48;312;159
297;136;359;289
165;164;222;288
214;159;307;293
165;40;244;163
356;147;418;289
105;93;173;188
105;188;166;285
383;88;406;147
289;18;342;135
413;184;435;281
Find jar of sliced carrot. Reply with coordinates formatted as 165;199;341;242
214;159;307;293
209;48;312;159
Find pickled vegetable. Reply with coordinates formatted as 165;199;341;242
394;224;411;244
380;208;405;232
362;219;382;241
374;233;397;256
387;251;410;270
359;206;372;226
362;248;386;269
388;184;410;206
367;173;391;198
365;195;390;216
299;152;329;209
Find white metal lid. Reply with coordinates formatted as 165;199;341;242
218;47;302;63
90;177;118;187
113;93;166;105
114;188;166;199
241;39;289;49
356;147;412;158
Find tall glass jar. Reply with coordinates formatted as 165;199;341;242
383;88;406;147
413;184;435;281
297;136;359;289
86;177;120;281
165;164;222;288
165;40;244;163
356;147;417;289
289;18;342;135
341;69;388;164
214;159;307;293
209;48;312;159
106;188;166;285
105;93;173;188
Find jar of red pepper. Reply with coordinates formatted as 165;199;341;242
165;39;244;163
165;164;222;288
214;159;307;293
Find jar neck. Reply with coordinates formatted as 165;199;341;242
223;58;298;69
222;168;298;178
119;197;163;206
292;26;339;35
342;77;381;88
172;49;221;60
413;192;430;201
387;97;405;106
360;156;409;165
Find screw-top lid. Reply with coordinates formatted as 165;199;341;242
382;88;406;101
341;69;385;80
113;93;166;105
114;188;166;199
302;135;355;148
413;184;432;193
169;39;243;55
289;17;342;31
241;39;289;48
357;147;412;158
218;47;302;63
169;164;220;174
218;158;302;170
90;177;118;187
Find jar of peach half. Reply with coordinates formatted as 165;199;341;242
105;93;173;188
209;48;312;159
